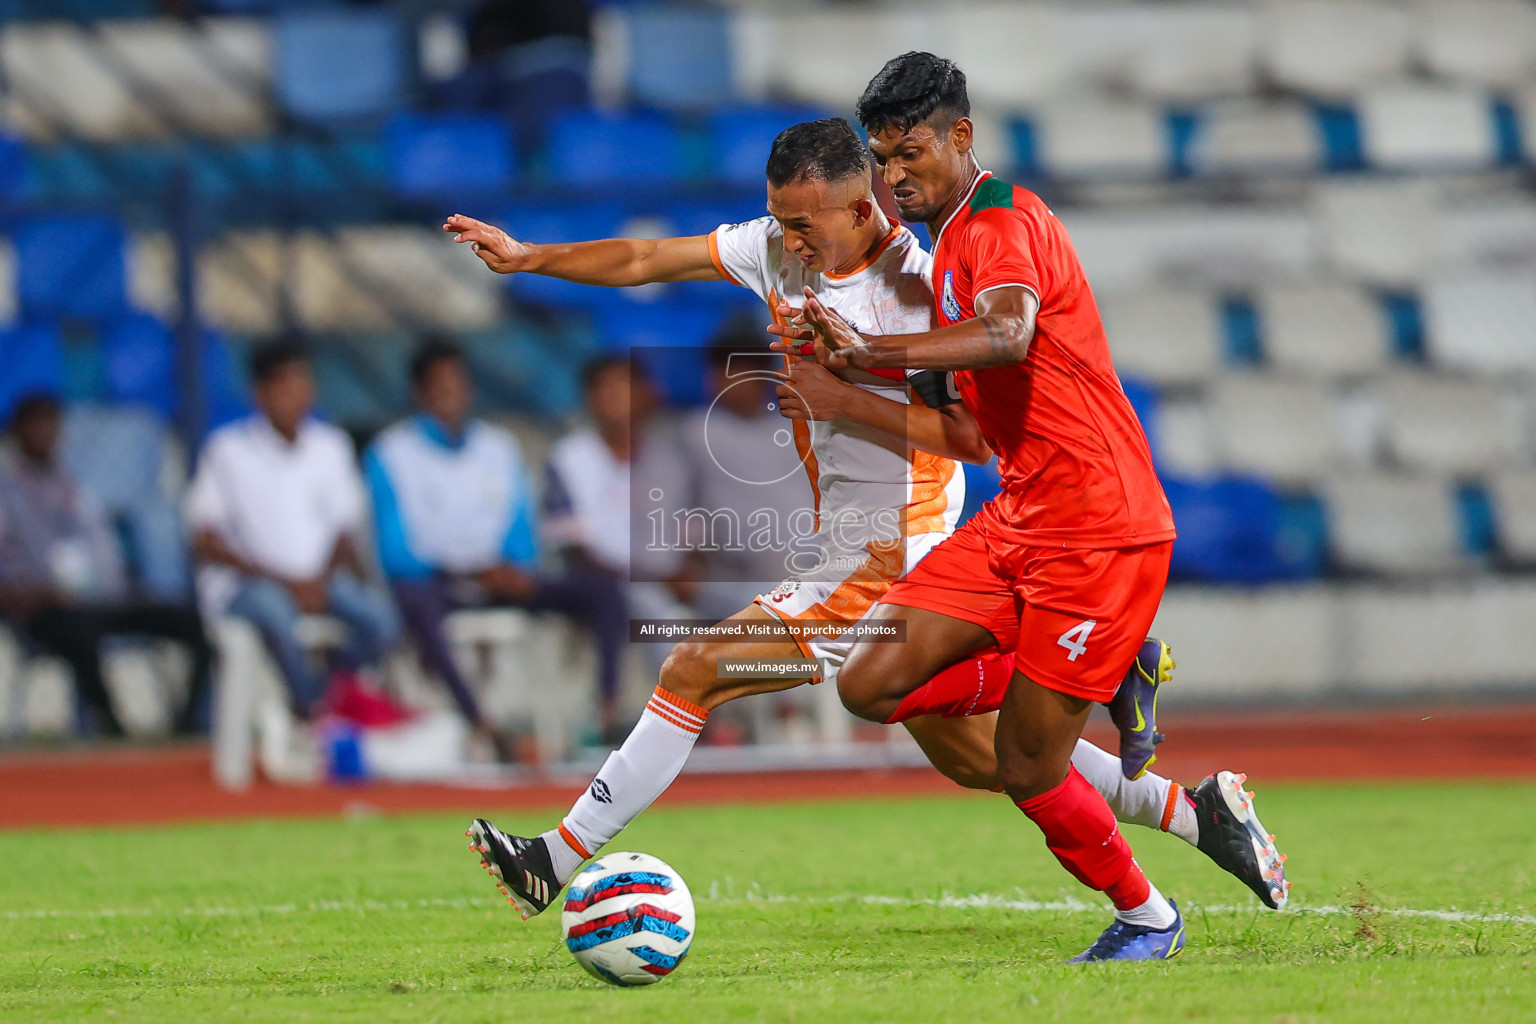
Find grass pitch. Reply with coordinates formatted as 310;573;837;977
1;781;1532;1023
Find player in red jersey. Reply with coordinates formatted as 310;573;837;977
772;53;1287;961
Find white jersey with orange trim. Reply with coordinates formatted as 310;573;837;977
708;216;966;678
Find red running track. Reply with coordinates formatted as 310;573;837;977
1;706;1533;830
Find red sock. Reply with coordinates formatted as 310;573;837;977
885;650;1016;723
1015;766;1151;911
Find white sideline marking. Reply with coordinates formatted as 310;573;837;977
5;892;1534;927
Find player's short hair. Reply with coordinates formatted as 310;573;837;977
248;338;310;386
855;52;970;137
409;337;465;388
765;118;871;189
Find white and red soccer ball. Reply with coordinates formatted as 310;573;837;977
561;852;695;986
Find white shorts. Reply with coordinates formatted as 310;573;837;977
752;533;946;687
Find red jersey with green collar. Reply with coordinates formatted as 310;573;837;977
931;172;1174;549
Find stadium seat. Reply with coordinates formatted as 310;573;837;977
0;321;64;421
1258;283;1392;378
196;230;285;336
1414;0;1536;89
1186;101;1321;176
1069;206;1314;292
1033;97;1167;179
1119;4;1258;102
601;303;732;407
335;227;503;332
386;113;515;199
708;106;831;187
750;8;936;112
1098;289;1223;386
0;23;158;142
935;3;1065;107
1486;470;1536;562
1376;374;1528;474
1358;84;1499;171
1260;1;1413;99
1436;201;1536;273
1209;375;1342;486
1421;272;1536;374
96;20;271;139
100;313;249;431
14;216;128;322
1162;474;1295;583
616;4;733;110
545;110;686;185
289;231;394;332
273;9;405;123
1313;179;1438;287
1322;473;1464;575
1151;397;1218;478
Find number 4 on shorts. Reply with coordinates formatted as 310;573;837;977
1056;619;1097;662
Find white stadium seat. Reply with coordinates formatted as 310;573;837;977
198;231;287;336
335;227;504;332
1510;85;1536;165
1068;206;1315;291
1033;96;1167;179
1486;470;1536;561
1322;473;1464;575
1358;83;1498;171
1097;288;1223;386
748;9;937;112
1414;0;1536;89
1313;178;1438;287
1209;374;1342;485
96;20;271;139
1125;4;1259;102
1258;283;1391;378
1187;101;1321;175
935;3;1066;108
1436;201;1536;274
1151;397;1219;478
1260;1;1412;98
0;23;160;141
1422;273;1536;374
1376;373;1528;473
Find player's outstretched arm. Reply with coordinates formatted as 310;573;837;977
773;359;992;465
443;214;722;287
769;285;1038;372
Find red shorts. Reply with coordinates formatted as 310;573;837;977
881;503;1172;703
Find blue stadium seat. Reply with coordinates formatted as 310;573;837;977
665;199;776;309
1119;377;1160;461
624;6;734;110
274;9;406;123
0;321;65;421
100;314;248;432
957;459;1003;528
546;110;686;185
598;301;726;353
0;132;26;198
387;113;515;199
1163;474;1311;583
708;106;832;186
14;217;127;322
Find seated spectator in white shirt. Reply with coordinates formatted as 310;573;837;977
365;340;626;760
186;341;401;721
544;356;698;733
0;393;212;737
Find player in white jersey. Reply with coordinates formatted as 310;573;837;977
443;119;1282;921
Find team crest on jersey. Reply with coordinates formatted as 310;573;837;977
769;579;801;603
941;270;961;322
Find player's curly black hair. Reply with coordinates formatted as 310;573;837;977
855;52;970;137
765;118;870;188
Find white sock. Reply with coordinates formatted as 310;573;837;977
1070;739;1184;836
1166;788;1199;846
1114;879;1179;930
541;687;709;885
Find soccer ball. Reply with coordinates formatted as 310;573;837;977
561;851;695;986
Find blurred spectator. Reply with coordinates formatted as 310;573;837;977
437;0;591;146
545;356;694;735
186;341;401;723
678;332;817;619
0;394;212;737
364;339;626;760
